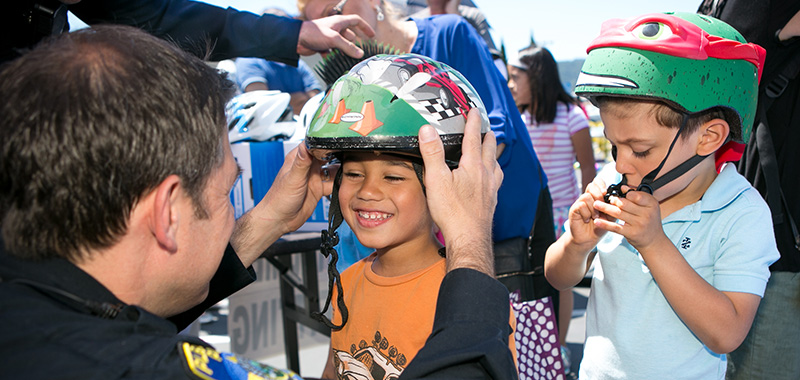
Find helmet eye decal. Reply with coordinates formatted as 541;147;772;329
588;13;765;80
634;22;673;41
576;12;766;144
575;72;638;89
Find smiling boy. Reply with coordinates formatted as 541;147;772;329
544;12;780;379
305;54;516;379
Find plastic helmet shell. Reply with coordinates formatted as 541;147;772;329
226;90;297;143
305;54;490;166
574;12;764;142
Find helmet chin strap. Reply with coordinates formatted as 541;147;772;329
314;166;348;331
608;114;710;199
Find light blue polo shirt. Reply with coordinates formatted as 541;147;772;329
580;164;780;379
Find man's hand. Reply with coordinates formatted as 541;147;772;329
418;109;503;276
230;143;332;266
297;15;375;58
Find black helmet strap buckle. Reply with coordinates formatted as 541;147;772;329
606;114;710;201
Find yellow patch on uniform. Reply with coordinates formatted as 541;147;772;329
178;341;303;380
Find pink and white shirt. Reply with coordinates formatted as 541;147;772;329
523;103;590;208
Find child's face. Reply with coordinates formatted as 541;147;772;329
338;152;434;251
507;66;531;108
601;103;701;200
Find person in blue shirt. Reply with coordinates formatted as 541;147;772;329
545;12;779;379
236;57;322;114
235;8;323;115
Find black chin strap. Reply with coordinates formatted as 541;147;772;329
313;167;348;331
609;114;710;197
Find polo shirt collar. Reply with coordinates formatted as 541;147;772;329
664;163;750;223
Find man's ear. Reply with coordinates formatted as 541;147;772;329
153;175;182;253
696;118;730;156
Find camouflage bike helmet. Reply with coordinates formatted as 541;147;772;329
305;53;490;330
574;12;766;197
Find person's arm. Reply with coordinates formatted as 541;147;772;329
592;190;772;354
572;128;596;192
230;143;331;268
569;107;596;192
245;82;269;92
288;91;318;116
418;109;500;275
400;269;518;379
321;343;336;379
544;178;609;290
69;0;373;63
778;9;800;41
396;110;517;378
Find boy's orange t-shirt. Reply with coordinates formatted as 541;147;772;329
329;252;516;378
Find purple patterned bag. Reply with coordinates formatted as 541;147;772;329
510;292;566;380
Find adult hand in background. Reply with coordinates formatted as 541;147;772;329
297;14;375;58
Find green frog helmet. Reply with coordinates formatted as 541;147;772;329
304;54;489;332
305;53;490;168
574;12;765;143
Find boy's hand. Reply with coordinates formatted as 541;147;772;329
592;188;668;251
568;178;612;248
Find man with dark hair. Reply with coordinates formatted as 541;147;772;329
0;24;336;377
0;25;516;378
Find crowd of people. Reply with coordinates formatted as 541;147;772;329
0;0;798;379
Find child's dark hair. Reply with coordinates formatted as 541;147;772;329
517;45;581;124
594;96;734;142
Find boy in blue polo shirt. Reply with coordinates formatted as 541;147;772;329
544;12;780;379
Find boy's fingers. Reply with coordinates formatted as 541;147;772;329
587;182;606;202
593;200;622;220
576;193;599;219
572;202;593;223
588;177;606;192
594;218;623;234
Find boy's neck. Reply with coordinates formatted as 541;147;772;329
371;238;443;277
658;160;719;218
